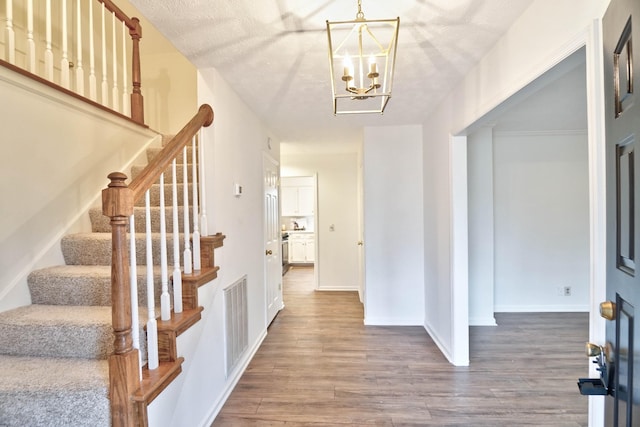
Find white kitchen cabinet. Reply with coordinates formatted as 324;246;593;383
289;233;315;263
281;177;315;216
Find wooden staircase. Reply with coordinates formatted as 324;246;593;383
102;104;218;426
0;106;222;427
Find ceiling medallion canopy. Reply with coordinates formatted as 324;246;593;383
326;0;400;115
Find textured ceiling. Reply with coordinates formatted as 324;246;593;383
130;0;535;145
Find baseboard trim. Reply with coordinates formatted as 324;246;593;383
494;304;590;312
198;328;268;427
423;322;468;366
469;316;497;326
364;317;423;326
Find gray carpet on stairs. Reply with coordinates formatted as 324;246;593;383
0;136;185;426
61;232;185;266
28;265;165;306
0;305;148;360
0;355;110;427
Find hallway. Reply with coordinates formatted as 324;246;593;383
212;267;588;426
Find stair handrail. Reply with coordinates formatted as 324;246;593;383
102;103;214;427
2;0;145;124
129;105;214;201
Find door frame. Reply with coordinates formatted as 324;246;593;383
450;21;607;426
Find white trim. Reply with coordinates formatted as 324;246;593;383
423;322;468;367
494;304;590;312
316;286;359;291
449;135;469;367
364;317;423;326
457;30;589;135
198;329;268;427
469;317;497;326
585;18;607;427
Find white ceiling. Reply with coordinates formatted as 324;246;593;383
129;0;586;150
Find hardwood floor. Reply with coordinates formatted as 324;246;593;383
212;266;589;426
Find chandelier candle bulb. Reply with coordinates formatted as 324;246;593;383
368;57;378;76
343;55;353;80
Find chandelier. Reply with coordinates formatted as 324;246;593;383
326;0;400;115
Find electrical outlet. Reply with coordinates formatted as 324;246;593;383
563;286;572;296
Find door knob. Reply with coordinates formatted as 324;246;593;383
586;342;603;357
599;301;616;321
357;241;363;246
265;249;273;255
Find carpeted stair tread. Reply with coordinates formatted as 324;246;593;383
131;163;194;183
134;182;194;207
146;145;195;164
28;265;165;306
0;305;147;360
89;206;187;233
61;232;185;266
0;355;109;427
0;134;204;425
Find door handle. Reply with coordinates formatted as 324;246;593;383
357;241;363;246
265;249;273;255
599;301;616;320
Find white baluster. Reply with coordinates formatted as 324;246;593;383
88;0;97;101
26;0;35;72
159;174;171;321
111;12;119;112
121;21;130;116
191;137;201;271
75;0;84;95
145;190;159;371
199;130;208;237
45;0;53;81
182;146;192;274
129;214;142;380
172;160;183;314
101;4;108;106
60;0;70;89
4;0;15;64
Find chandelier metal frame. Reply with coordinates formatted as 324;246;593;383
326;0;400;115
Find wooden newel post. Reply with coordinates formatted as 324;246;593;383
129;18;144;125
102;172;140;427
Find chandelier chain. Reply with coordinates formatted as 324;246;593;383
356;0;364;20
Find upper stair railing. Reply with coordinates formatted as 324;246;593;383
102;104;214;426
2;0;144;124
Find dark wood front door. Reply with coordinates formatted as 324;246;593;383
604;0;640;424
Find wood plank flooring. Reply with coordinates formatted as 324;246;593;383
212;266;589;426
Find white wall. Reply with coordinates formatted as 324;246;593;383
493;132;590;311
363;125;425;325
422;104;458;361
118;0;199;135
147;67;276;427
467;128;496;326
281;153;360;290
423;0;610;365
0;66;157;312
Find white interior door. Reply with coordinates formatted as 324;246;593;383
264;154;282;324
